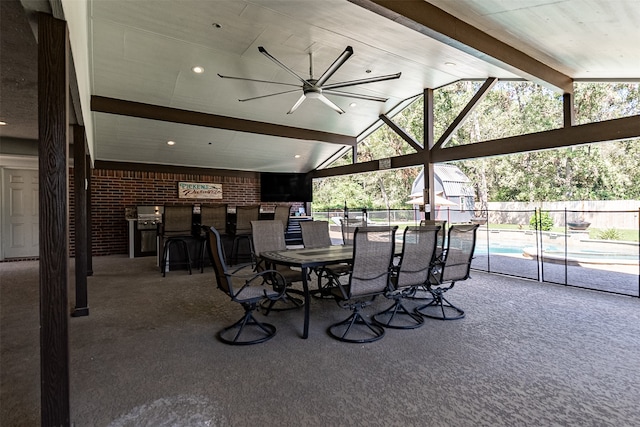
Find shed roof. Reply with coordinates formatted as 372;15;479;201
411;165;475;198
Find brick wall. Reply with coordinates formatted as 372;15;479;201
69;166;303;257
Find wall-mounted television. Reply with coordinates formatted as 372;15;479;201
260;172;312;202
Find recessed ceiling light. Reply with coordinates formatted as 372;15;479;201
167;140;176;146
192;66;205;74
445;62;456;67
349;102;357;108
0;121;6;126
294;154;301;158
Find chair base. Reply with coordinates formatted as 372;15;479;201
404;285;432;300
260;288;305;313
415;295;465;320
161;237;192;277
218;310;277;345
311;268;341;299
328;310;385;343
373;300;424;329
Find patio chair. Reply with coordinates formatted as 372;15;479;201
415;224;479;320
251;220;305;312
207;226;287;345
300;220;351;298
420;219;447;258
341;218;365;245
408;220;447;299
328;226;398;343
160;205;193;276
373;225;440;329
229;205;260;265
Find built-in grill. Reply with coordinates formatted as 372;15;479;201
134;206;163;257
136;206;163;230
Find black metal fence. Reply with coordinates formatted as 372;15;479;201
311;207;640;297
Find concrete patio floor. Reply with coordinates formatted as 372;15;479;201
2;255;640;426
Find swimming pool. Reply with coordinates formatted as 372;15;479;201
474;242;638;265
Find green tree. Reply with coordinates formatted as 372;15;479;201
313;81;640;208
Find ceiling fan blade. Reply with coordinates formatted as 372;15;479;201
317;94;345;114
258;46;310;86
287;94;307;114
321;72;401;91
217;74;299;87
315;46;354;87
239;89;301;102
323;89;388;102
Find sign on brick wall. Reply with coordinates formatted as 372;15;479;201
177;182;222;199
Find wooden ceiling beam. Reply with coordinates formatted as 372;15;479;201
431;115;640;163
310;152;422;178
379;114;424;151
90;96;357;146
434;77;498;150
349;0;573;93
312;115;640;177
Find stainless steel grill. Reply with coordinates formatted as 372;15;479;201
134;206;163;257
136;206;163;230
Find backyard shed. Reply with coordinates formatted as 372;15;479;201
410;164;475;223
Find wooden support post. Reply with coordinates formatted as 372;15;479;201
86;153;93;276
424;88;435;220
38;12;70;426
563;92;575;128
72;125;89;317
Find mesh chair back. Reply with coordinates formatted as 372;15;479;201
300;221;332;248
341;218;365;245
251;220;286;256
235;205;260;235
201;204;227;233
436;224;479;283
420;219;447;250
163;205;193;234
273;205;291;228
207;226;233;296
396;225;440;289
348;226;397;297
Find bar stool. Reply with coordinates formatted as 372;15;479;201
229;205;260;265
273;204;291;229
160;205;193;276
197;204;228;272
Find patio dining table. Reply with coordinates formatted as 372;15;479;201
261;245;355;339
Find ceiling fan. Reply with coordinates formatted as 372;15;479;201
218;46;401;114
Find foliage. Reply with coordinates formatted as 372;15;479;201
312;81;640;209
529;211;553;231
596;228;621;240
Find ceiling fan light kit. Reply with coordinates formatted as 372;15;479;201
219;46;401;114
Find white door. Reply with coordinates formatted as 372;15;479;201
2;169;39;259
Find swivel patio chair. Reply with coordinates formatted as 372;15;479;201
229;205;260;265
160;205;193;276
328;226;398;343
207;226;287;345
300;220;351;298
373;225;440;329
197;204;227;272
415;224;479;320
251;220;305;312
408;220;447;299
420;219;447;258
341;218;365;245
